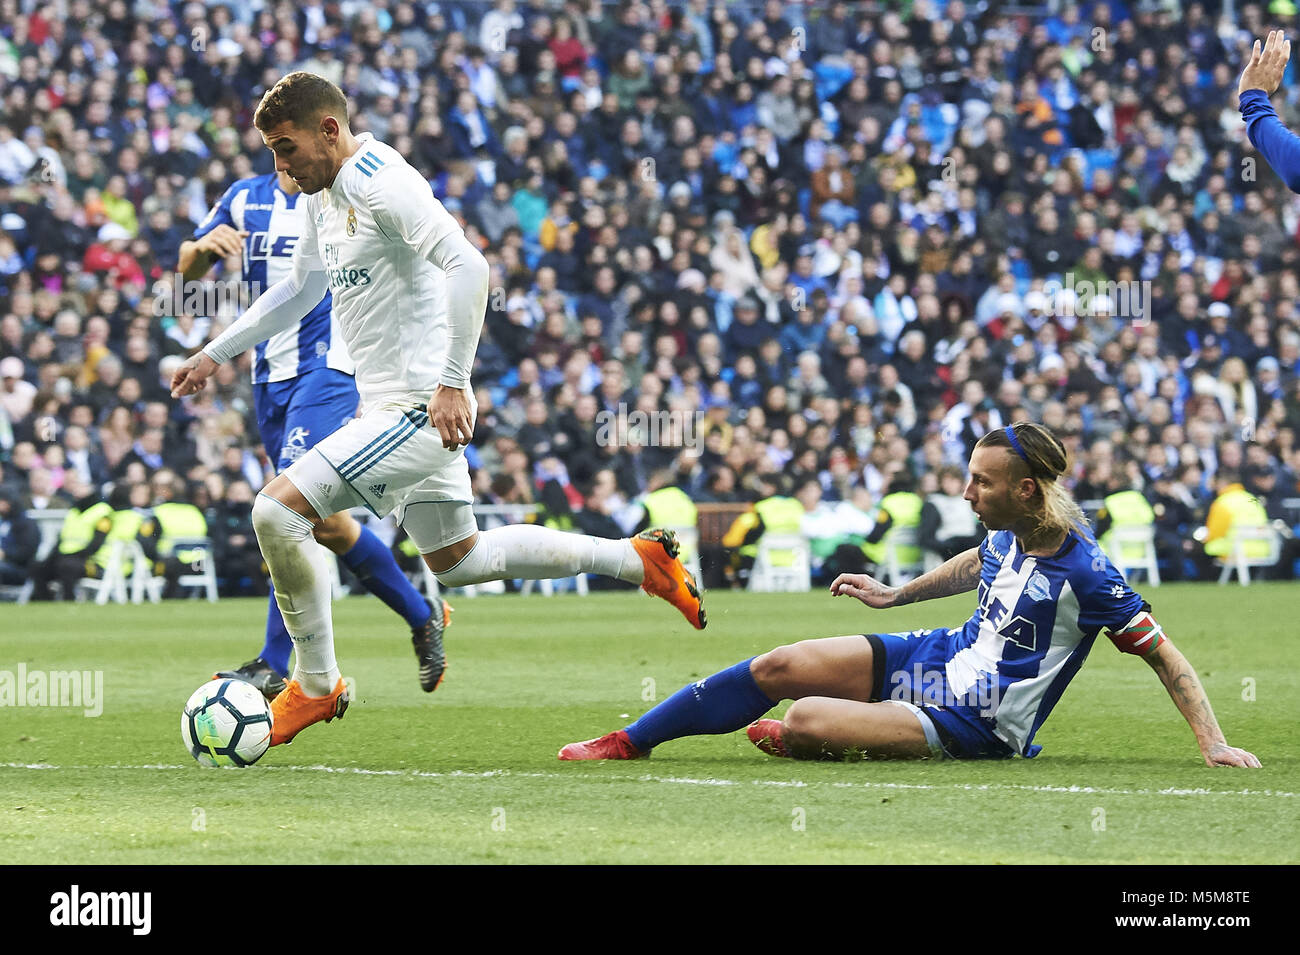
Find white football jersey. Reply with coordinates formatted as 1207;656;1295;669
296;134;459;411
193;173;355;384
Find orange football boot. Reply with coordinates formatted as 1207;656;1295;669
269;678;350;746
631;528;706;629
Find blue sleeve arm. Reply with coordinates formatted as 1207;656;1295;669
1239;88;1300;193
1075;551;1147;638
191;182;239;241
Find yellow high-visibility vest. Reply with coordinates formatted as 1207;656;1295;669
1099;490;1155;563
862;492;923;565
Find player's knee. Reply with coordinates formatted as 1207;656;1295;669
433;566;467;587
782;699;824;748
750;644;801;698
432;557;477;588
252;492;313;544
250;493;280;540
429;536;484;585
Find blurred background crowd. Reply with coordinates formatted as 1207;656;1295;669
3;0;1300;596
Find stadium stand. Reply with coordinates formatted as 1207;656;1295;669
3;0;1300;598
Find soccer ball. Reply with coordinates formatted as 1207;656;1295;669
181;679;273;767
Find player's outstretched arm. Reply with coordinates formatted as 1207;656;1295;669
831;546;981;609
1238;31;1300;193
169;349;220;398
171;256;328;398
1142;638;1261;768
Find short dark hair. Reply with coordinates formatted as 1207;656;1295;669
254;72;349;131
888;467;917;493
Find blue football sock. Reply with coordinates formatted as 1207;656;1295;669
259;588;292;677
341;526;431;628
625;657;776;752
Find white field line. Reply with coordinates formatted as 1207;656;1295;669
1;761;1294;799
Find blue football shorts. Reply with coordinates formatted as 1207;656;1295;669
254;368;361;474
864;629;1016;759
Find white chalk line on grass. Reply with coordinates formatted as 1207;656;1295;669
1;761;1293;799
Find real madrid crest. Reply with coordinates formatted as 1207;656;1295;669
346;206;357;237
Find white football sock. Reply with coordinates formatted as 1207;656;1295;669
251;494;339;697
435;525;643;588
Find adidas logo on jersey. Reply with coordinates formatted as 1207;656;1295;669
368;483;387;497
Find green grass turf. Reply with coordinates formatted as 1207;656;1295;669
0;583;1295;864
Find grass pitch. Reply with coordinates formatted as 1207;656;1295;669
1;584;1295;864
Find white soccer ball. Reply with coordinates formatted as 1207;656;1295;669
181;678;273;767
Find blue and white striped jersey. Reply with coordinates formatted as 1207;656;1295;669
943;528;1147;757
192;174;355;384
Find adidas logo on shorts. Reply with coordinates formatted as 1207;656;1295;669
368;483;387;497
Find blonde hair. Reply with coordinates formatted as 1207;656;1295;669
976;421;1089;537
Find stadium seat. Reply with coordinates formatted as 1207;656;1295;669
0;580;34;604
749;532;811;593
418;562;498;599
879;526;927;587
1105;525;1161;586
77;539;131;605
134;537;219;602
521;571;589;596
128;541;157;603
1215;526;1282;586
666;524;703;590
173;539;220;602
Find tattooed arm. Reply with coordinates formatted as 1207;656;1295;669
1143;639;1262;768
830;547;982;609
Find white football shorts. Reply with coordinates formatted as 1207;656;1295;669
282;400;479;551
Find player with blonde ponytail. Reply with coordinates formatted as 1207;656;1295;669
560;422;1259;768
975;422;1089;542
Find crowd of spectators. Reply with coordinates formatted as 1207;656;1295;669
4;0;1300;590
